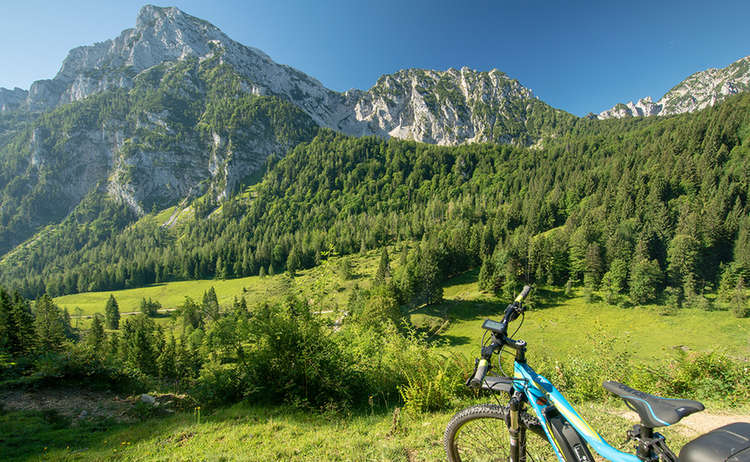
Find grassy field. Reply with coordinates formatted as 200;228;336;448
409;269;750;363
1;399;704;462
55;249;750;361
54;248;387;323
12;253;750;461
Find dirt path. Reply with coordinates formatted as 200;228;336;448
71;308;178;319
616;409;750;436
0;388;134;422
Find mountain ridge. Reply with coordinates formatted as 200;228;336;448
598;55;750;119
0;5;572;147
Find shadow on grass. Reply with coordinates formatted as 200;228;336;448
531;287;569;311
439;334;473;347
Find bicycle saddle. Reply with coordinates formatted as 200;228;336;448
603;381;704;428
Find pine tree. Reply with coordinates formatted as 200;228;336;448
629;259;662;304
373;248;391;286
202;287;220;321
157;334;177;380
87;314;106;350
34;295;66;352
104;295;120;330
0;289;12;353
11;293;35;355
731;276;748;318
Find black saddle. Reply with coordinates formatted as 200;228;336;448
603;381;704;428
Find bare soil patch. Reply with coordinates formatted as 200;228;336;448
0;387;134;423
615;409;750;436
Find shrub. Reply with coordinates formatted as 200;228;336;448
243;298;353;408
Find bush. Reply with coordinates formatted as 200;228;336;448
243;298;354;408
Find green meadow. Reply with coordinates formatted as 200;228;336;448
55;250;750;362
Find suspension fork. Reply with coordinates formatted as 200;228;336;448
508;391;526;462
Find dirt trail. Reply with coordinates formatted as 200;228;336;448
0;387;134;422
616;409;750;436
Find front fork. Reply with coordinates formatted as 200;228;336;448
508;391;527;462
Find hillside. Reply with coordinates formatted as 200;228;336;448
0;6;578;263
3;92;749;310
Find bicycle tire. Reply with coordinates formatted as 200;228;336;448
444;403;553;462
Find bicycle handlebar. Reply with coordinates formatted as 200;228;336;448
468;358;490;388
514;285;532;304
468;286;533;388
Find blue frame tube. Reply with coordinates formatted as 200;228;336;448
513;361;641;462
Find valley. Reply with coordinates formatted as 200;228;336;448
1;4;750;462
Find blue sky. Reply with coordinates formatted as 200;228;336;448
1;0;748;116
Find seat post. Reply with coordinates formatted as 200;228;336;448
636;426;655;461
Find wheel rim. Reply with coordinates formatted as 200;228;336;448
451;416;552;462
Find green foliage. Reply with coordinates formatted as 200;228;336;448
661;286;682;315
373;248;391;286
86;314;105;350
629;259;662;304
33;295;67;352
398;352;466;413
336;256;354;281
356;285;402;329
139;298;161;317
5;93;750;307
731;276;749;318
104;295;120;330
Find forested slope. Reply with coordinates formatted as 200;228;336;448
2;93;750;304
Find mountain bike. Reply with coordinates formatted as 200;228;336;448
444;286;750;462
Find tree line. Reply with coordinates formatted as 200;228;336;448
1;93;749;314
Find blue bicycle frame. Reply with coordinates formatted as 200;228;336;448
513;361;640;462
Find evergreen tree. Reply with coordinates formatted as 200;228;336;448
584;242;603;288
357;285;402;329
104;294;120;330
0;289;12;353
157;334;177;380
731;276;748;318
202;287;220;321
180;296;203;329
87;314;106;350
34;295;66;352
373;248;391;286
629;259;662;304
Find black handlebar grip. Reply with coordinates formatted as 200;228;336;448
468;358;490;388
514;285;532;303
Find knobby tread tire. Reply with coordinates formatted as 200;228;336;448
444;404;544;462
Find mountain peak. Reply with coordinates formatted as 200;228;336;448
599;54;750;119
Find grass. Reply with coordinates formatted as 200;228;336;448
36;254;750;461
54;248;388;324
57;249;750;361
1;399;705;462
410;272;750;363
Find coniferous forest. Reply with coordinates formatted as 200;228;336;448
1;92;748;312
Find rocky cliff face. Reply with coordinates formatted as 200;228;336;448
343;67;550;145
1;5;567;146
0;88;28;112
599;55;750;119
0;5;567;255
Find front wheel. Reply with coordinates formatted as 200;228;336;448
444;404;551;462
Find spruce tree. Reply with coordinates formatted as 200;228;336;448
87;314;105;350
732;276;748;318
34;295;66;352
104;294;120;330
202;287;220;321
374;248;391;285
